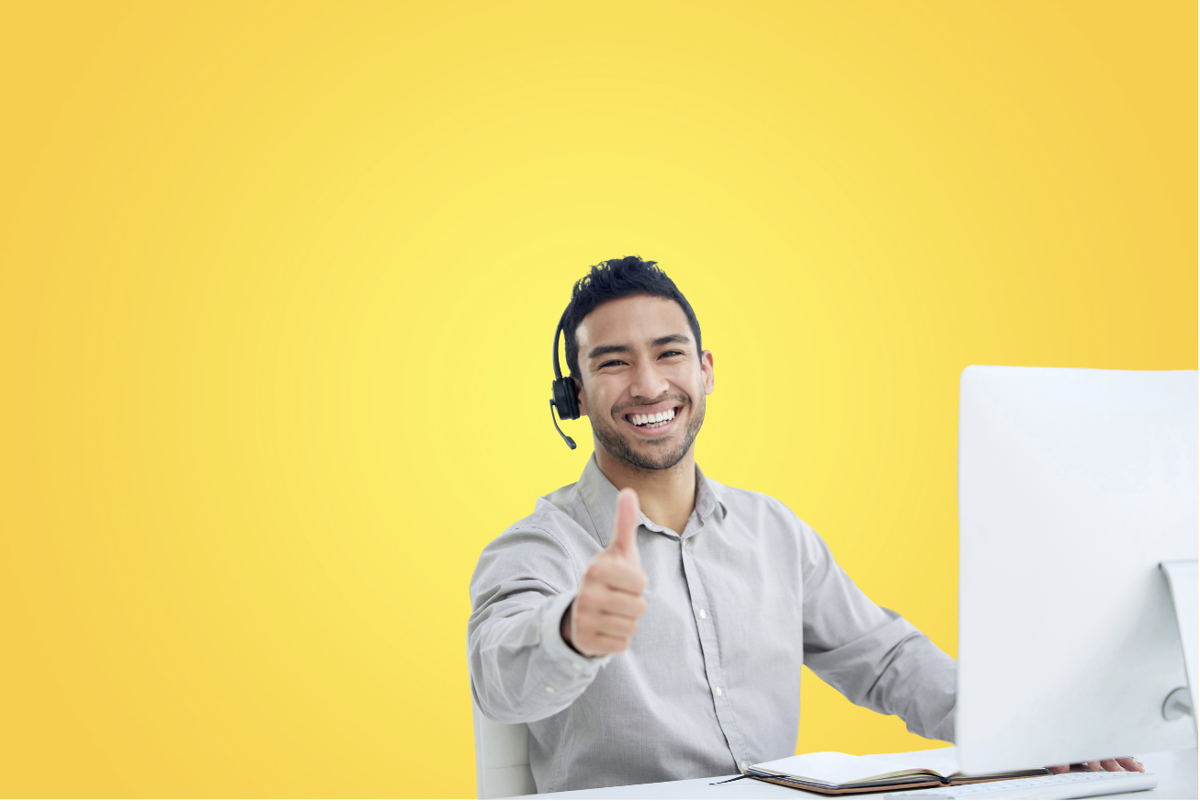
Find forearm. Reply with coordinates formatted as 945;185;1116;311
884;628;956;743
805;612;956;742
468;590;609;724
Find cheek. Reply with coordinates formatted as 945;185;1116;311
668;369;704;398
582;382;616;416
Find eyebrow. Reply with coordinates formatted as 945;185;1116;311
587;334;692;360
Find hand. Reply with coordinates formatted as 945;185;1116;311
561;488;648;657
1047;757;1145;774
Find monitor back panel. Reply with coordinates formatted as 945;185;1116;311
957;366;1198;774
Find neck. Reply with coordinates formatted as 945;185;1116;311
594;446;698;536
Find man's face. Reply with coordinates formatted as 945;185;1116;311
574;294;715;471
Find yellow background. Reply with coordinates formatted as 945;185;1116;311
0;1;1194;797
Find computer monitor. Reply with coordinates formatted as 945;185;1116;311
956;366;1198;774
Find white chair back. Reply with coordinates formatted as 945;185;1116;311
472;696;537;799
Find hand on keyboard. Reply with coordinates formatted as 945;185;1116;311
1047;756;1144;773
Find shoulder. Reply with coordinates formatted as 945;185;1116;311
471;480;599;595
706;475;807;529
703;475;829;553
494;480;593;551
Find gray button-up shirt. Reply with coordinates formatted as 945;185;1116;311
468;456;955;793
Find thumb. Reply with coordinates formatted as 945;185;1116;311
607;488;641;565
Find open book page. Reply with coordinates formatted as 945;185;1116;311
861;746;960;778
861;746;1048;781
749;751;942;786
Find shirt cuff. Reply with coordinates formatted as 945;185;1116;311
539;591;612;684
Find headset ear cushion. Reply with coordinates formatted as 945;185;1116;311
553;377;581;420
564;377;581;419
552;379;566;416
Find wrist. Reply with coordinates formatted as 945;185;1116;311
560;601;585;656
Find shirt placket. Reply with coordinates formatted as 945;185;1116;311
679;528;751;773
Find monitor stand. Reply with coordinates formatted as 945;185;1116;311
1160;560;1198;731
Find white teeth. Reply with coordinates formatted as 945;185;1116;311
629;408;676;427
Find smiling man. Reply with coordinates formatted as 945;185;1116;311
467;256;955;793
466;257;1137;794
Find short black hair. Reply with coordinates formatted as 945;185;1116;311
562;256;702;381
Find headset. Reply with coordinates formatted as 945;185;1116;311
549;308;580;449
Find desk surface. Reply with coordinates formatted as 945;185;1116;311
525;748;1197;800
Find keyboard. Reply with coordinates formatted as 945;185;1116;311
880;770;1157;800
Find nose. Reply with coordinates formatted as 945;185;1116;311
629;358;670;402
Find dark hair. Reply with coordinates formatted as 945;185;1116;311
562;256;702;381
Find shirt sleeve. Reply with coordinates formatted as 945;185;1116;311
468;521;611;724
798;520;957;743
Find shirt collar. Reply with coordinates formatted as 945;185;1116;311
578;453;728;546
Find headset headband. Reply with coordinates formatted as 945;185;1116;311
549;307;578;448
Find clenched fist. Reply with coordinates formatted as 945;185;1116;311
561;488;648;657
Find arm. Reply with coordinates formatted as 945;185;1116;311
468;492;647;724
796;520;1145;773
798;521;957;742
468;523;601;724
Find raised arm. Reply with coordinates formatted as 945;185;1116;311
468;491;648;724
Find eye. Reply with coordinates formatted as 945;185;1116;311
660;350;684;358
600;359;626;368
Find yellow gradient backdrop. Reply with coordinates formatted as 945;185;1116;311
0;2;1194;797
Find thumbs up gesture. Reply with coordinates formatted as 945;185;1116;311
561;488;649;657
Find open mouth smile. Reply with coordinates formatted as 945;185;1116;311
621;404;684;436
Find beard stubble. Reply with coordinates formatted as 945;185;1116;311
592;393;706;473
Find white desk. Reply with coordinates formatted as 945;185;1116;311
524;748;1197;800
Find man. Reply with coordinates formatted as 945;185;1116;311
467;257;1140;793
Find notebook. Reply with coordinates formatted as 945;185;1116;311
743;747;1048;795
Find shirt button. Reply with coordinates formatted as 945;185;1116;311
739;760;749;772
699;609;707;619
544;684;556;693
714;686;723;697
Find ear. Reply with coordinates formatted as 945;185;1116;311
573;376;589;417
700;350;715;396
